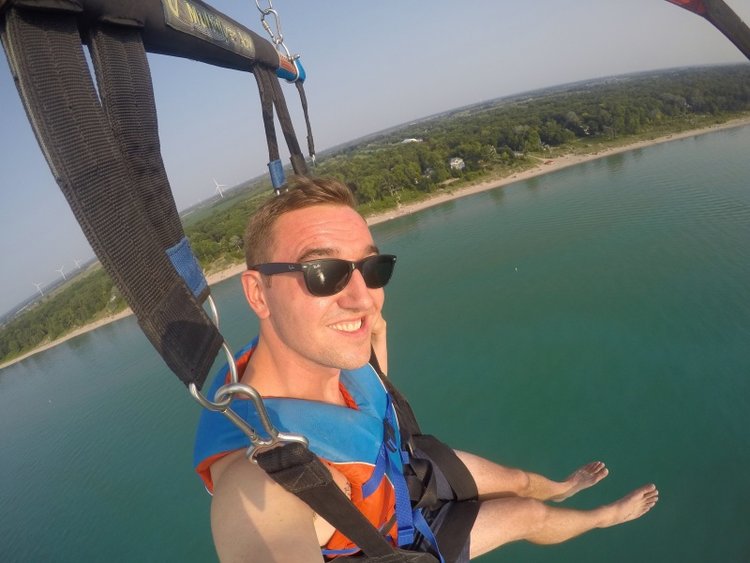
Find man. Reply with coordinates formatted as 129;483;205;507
194;177;658;562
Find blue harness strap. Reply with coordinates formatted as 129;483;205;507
361;394;416;546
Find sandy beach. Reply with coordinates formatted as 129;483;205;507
3;116;748;370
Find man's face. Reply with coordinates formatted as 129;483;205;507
254;204;385;372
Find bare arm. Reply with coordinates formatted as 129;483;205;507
454;450;608;502
210;451;325;563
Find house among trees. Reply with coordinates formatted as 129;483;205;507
449;157;465;171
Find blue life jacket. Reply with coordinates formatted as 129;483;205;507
193;338;438;558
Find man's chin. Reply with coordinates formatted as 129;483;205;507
326;348;372;371
334;357;371;371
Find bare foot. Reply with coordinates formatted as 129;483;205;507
552;461;609;502
600;484;659;528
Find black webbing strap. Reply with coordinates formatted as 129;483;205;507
296;80;316;162
411;436;478;503
369;349;479;561
256;442;439;563
254;64;308;178
1;6;223;387
268;68;308;176
409;436;479;563
255;66;281;164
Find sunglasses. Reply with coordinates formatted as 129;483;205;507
250;254;397;297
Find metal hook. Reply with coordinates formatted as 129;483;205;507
216;383;308;455
188;341;307;460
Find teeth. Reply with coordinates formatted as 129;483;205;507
330;319;362;332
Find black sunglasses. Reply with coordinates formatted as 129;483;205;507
250;254;397;297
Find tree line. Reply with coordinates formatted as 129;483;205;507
0;269;126;361
1;64;748;364
316;65;750;207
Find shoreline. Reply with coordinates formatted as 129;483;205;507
3;116;749;370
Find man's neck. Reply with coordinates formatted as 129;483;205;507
240;336;344;406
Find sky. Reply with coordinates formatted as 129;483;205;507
1;0;748;316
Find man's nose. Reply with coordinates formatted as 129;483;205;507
338;268;375;308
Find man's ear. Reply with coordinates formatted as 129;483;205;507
241;270;270;319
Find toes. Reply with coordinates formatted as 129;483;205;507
590;463;608;481
587;461;608;477
587;461;604;472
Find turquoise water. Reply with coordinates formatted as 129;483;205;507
2;126;749;562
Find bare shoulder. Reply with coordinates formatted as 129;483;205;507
210;450;324;562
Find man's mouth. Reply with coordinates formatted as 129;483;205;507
329;318;363;333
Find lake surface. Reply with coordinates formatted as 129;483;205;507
2;125;749;562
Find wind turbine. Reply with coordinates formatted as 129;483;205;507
56;265;67;281
74;258;82;269
33;282;44;297
213;178;226;199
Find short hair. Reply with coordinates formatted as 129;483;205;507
244;176;357;267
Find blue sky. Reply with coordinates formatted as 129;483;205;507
1;0;748;316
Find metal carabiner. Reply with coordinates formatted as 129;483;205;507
260;10;282;43
188;341;308;460
254;1;293;63
214;382;308;460
255;0;274;15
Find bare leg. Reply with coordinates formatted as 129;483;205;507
455;450;608;502
469;484;659;559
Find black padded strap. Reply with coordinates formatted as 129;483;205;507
87;23;184;252
1;6;223;387
256;443;438;562
431;499;478;563
411;435;478;502
87;22;209;303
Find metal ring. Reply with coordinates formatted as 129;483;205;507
206;294;220;329
187;341;238;410
223;341;239;384
246;430;309;461
255;0;274;16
